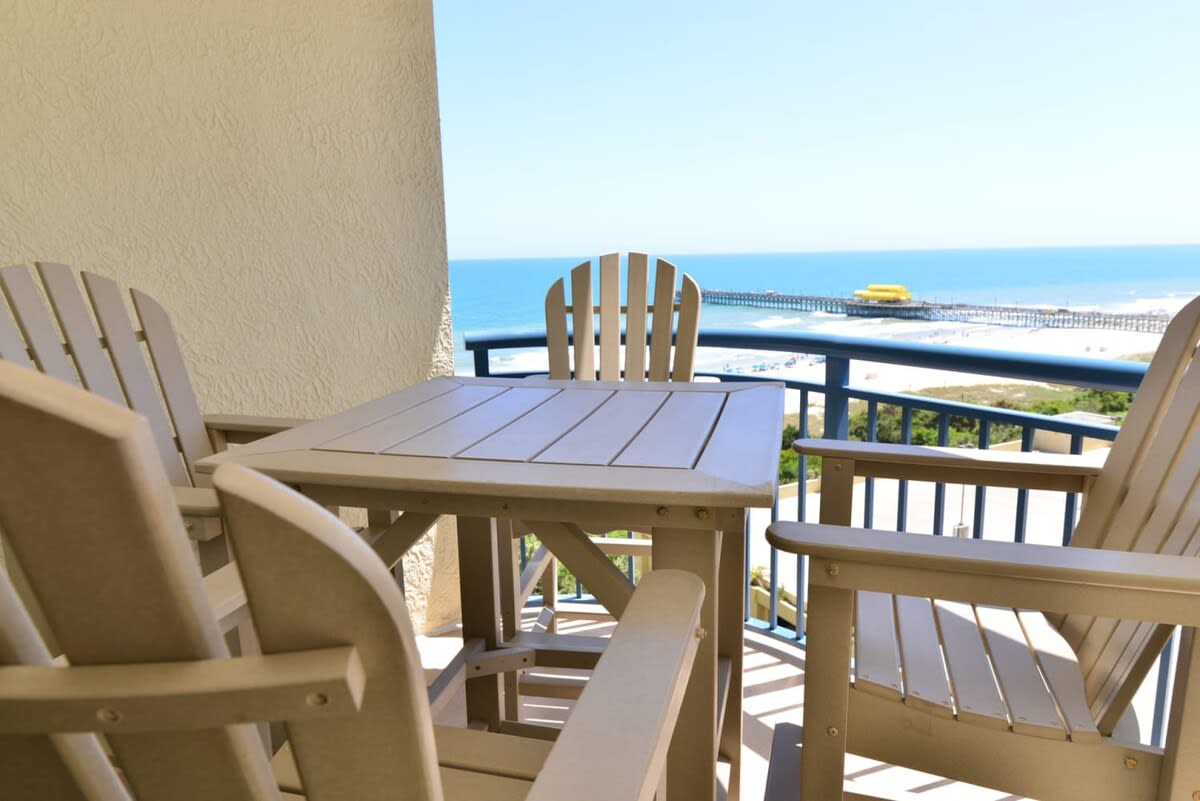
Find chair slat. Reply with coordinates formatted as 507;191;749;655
671;273;701;381
852;591;902;699
647;259;676;381
36;262;126;404
598;253;621;381
80;273;190;485
570;261;595;381
0;264;79;385
975;605;1066;739
932;599;1008;728
1018;610;1099;743
545;279;571;379
132;289;215;486
0;365;274;801
0;271;36;369
624;253;649;381
894;594;954;717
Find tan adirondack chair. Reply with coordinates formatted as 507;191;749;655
544;252;701;382
0;361;704;801
763;294;1200;801
508;253;702;698
0;261;305;574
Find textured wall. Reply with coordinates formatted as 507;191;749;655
1;0;460;631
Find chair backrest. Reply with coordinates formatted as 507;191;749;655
0;363;442;801
0;262;213;488
0;361;273;800
544;252;701;382
1058;293;1200;730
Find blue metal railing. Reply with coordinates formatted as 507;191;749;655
463;326;1174;744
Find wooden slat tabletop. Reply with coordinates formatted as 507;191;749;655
198;377;784;509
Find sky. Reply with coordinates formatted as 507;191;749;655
433;2;1200;259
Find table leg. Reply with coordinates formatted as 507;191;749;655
457;516;501;730
495;519;522;721
718;512;747;801
652;526;721;801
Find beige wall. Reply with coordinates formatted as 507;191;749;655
0;0;461;631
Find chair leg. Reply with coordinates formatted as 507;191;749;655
1158;626;1200;801
800;584;854;801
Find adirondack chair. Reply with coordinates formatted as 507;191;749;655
0;361;704;801
0;262;305;575
544;252;701;381
763;293;1200;801
508;253;701;699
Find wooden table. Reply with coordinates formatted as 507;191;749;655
198;375;783;801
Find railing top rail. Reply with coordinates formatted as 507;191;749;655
463;327;1148;392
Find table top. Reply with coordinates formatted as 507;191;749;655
198;376;784;510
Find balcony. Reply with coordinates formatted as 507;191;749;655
464;324;1175;800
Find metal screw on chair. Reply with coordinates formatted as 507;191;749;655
695;508;709;520
306;692;329;707
825;563;839;577
1124;757;1138;770
826;726;839;737
695;627;707;640
656;506;669;517
96;707;121;724
1191;791;1200;801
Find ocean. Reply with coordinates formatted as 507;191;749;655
449;244;1200;374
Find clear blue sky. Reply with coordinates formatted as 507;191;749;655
433;2;1200;259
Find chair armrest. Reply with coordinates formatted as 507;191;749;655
204;413;310;445
174;486;220;518
526;570;704;801
768;521;1200;627
794;438;1106;493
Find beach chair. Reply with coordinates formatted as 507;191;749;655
0;361;704;801
0;262;305;574
506;253;701;699
762;294;1200;801
544;252;701;382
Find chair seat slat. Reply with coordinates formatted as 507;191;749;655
852;591;901;699
976;605;1066;739
933;599;1008;727
894;594;954;717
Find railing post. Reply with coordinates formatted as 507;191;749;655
823;356;851;440
472;346;492;377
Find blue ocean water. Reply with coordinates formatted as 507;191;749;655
450;244;1200;372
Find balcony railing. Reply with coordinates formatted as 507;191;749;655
463;326;1174;745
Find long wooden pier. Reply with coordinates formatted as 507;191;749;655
699;289;1171;333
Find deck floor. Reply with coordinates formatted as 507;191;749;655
418;614;1026;801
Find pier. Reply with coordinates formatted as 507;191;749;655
699;289;1171;333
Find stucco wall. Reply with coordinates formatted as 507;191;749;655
0;0;461;632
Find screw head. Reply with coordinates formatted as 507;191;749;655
306;692;329;707
826;726;839;737
695;627;707;640
834;463;843;472
96;707;121;724
1191;791;1200;801
695;508;710;520
825;563;839;577
1124;757;1138;770
656;506;669;517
